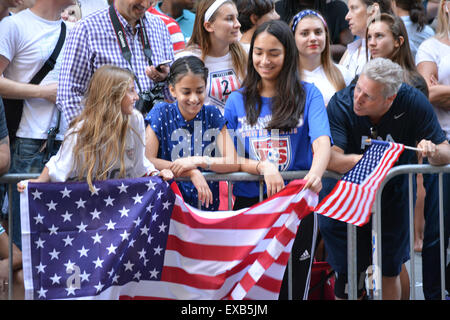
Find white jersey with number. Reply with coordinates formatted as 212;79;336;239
175;48;241;114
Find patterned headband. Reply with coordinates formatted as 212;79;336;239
291;9;327;32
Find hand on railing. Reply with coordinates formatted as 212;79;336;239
17;179;33;193
170;157;201;177
257;161;285;198
189;169;213;209
158;169;174;181
302;172;323;194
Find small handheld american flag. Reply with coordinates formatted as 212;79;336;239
315;140;405;226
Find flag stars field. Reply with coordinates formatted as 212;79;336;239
21;177;174;299
60;187;72;198
62;211;73;222
117;183;128;193
46;200;57;211
20;178;318;300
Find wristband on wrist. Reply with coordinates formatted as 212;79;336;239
256;160;262;174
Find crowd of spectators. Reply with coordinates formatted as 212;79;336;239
0;0;448;301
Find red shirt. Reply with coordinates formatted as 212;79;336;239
148;7;185;54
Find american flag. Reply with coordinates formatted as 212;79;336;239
20;178;317;300
315;140;405;227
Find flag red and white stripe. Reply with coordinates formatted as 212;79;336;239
315;140;405;227
120;179;317;300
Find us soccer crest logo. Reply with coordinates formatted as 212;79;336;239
251;136;291;171
208;69;240;107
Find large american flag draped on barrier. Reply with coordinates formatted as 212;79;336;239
315;140;405;226
20;177;317;300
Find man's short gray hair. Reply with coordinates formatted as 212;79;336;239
360;58;404;98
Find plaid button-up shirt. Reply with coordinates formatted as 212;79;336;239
56;7;174;123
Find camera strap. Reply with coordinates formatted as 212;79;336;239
108;4;153;92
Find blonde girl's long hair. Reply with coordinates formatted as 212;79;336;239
186;0;247;80
67;65;135;192
291;11;346;92
436;0;450;39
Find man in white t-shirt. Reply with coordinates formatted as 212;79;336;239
0;0;76;249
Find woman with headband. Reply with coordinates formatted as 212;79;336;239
235;0;280;53
292;9;353;106
275;0;354;62
175;0;247;114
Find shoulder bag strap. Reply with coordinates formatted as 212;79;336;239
30;21;66;85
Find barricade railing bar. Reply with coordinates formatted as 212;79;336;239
1;171;342;300
1;165;448;300
370;164;450;300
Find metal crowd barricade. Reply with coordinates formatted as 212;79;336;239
1;171;343;300
368;164;450;300
2;165;448;300
1;173;39;301
173;170;342;300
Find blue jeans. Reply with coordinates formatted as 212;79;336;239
9;137;61;249
421;158;450;299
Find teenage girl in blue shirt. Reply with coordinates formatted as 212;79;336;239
224;19;332;209
224;20;332;300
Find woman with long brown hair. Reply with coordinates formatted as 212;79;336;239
366;13;428;95
225;20;331;299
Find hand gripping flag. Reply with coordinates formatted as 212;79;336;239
315;140;405;226
20;177;317;300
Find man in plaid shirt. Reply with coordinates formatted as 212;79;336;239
57;0;174;124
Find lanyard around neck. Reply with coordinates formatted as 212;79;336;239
108;4;153;90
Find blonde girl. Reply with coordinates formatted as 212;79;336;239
18;65;173;192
